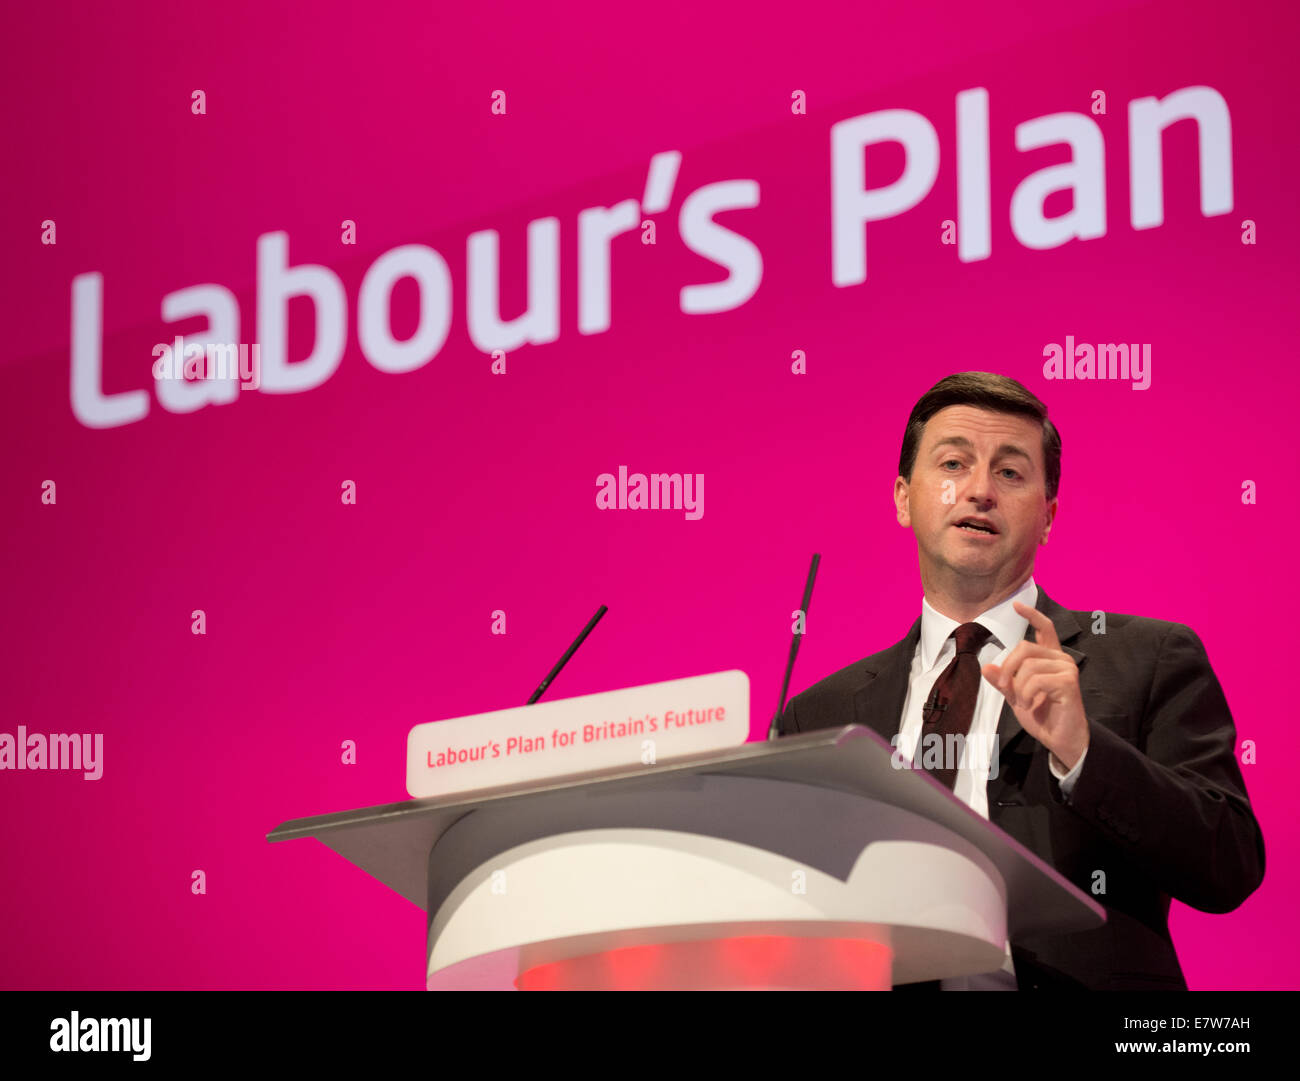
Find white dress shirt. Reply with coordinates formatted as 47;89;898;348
895;576;1087;988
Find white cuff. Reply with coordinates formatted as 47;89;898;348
1050;747;1086;797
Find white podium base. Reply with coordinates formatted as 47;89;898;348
427;781;1009;990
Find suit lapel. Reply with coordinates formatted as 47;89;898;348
995;586;1087;756
852;616;922;743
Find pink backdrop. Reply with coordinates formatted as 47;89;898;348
2;0;1295;989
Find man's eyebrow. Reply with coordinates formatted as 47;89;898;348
931;437;1034;462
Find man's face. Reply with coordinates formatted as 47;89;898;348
894;405;1057;593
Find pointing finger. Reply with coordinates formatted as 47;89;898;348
1014;601;1060;651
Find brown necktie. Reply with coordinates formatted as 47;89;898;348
917;622;993;790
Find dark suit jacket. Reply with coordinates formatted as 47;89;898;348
778;586;1265;990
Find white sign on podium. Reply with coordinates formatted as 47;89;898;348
406;670;749;799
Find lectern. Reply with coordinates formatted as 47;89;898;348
267;724;1105;990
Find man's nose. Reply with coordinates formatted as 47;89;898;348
966;463;997;504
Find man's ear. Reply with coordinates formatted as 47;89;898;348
894;475;911;527
1040;496;1058;544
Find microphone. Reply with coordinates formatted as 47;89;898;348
767;553;821;741
922;681;948;724
526;605;608;704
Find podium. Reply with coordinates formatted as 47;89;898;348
267;724;1105;990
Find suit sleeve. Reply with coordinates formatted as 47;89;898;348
1055;622;1265;913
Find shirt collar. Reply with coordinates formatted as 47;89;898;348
919;576;1038;670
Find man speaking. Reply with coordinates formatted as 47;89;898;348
778;372;1265;990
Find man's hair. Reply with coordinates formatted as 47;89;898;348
898;372;1061;500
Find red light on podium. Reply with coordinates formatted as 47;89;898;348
516;935;893;991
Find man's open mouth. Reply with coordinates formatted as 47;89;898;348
954;518;999;534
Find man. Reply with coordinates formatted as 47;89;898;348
778;372;1264;990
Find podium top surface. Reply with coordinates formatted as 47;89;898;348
268;725;1106;938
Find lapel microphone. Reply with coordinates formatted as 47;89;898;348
923;682;948;721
